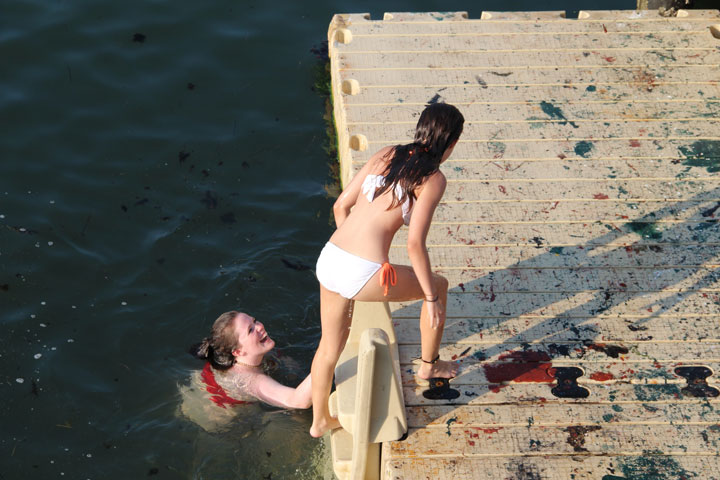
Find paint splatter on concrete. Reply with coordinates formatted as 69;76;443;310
587;343;629;358
613;453;699;479
540;101;579;128
628;221;662;239
678;140;720;173
564;426;602;452
483;351;553;383
575;141;594;158
634;384;681;402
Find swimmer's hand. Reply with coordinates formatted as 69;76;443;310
426;300;443;329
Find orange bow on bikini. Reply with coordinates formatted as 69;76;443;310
380;262;397;296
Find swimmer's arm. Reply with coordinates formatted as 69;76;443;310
253;373;312;409
333;146;393;228
406;172;446;298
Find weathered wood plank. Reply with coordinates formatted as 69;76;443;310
347;122;720;145
382;456;720;480
391;220;720;246
405;402;720;427
429;199;720;223
338;50;720;70
401;383;716;405
344;96;720;123
393;315;720;343
389;290;720;317
399;341;720;363
348;137;720;162
387;245;719;270
343;31;720;52
387;424;720;456
341;84;720;108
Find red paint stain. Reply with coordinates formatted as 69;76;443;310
468;440;475;446
593;193;609;200
602;56;616;63
590;372;615;381
482;428;500;434
630;139;641;147
499;185;507;195
483;351;553;384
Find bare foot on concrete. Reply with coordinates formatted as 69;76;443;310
417;359;459;380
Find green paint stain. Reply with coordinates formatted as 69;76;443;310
540;101;578;128
445;416;457;436
602;413;614;422
634;384;680;402
628;221;662;240
574;141;594;158
617;453;698;479
678;140;720;173
602;475;627;480
586;85;597;92
550;246;564;254
526;116;545;129
612;404;624;412
618;186;628;194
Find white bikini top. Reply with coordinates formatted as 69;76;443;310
361;174;413;225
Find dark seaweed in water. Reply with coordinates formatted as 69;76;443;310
281;259;311;271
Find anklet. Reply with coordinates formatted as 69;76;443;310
421;354;440;364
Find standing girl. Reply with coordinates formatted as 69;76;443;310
310;103;464;437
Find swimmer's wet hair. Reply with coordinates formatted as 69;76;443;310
377;102;464;210
189;311;241;370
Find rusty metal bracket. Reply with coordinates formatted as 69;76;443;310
674;366;720;398
551;367;590;398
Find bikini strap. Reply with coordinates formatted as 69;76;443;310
379;262;397;296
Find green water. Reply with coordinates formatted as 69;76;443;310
1;0;632;478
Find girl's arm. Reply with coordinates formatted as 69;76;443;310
252;373;312;409
332;146;394;228
406;172;447;327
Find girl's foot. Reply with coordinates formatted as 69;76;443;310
417;359;458;380
309;415;342;438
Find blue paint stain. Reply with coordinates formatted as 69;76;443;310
574;141;594;158
586;85;597;92
678;140;720;173
540;101;578;128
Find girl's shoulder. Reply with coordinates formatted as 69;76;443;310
416;169;447;197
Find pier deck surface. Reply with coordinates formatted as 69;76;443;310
328;9;720;479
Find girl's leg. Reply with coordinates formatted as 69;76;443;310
309;285;352;438
353;265;457;379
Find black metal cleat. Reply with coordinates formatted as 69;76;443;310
551;367;590;398
675;366;720;398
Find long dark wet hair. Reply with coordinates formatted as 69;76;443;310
189;311;240;370
375;102;464;209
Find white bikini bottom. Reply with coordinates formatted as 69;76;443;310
315;242;382;299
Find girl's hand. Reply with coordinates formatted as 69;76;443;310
425;300;443;329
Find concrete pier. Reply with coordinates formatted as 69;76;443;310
328;9;720;479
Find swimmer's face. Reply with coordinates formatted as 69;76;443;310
232;312;275;357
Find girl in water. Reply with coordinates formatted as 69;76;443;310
310;103;464;437
190;310;312;410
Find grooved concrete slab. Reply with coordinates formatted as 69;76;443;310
328;9;720;479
